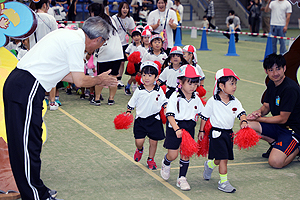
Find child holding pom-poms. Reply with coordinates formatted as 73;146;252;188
124;28;147;95
127;61;167;170
182;45;205;87
183;45;207;104
161;64;204;191
158;46;189;98
198;68;248;193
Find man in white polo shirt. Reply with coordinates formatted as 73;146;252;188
3;17;117;200
265;0;292;54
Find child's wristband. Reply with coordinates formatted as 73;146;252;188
126;110;131;114
199;130;205;133
175;128;180;132
241;120;248;124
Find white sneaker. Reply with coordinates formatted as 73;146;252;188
49;101;59;111
160;159;171;180
131;83;137;92
203;160;214;180
118;80;124;87
176;176;191;191
218;180;236;193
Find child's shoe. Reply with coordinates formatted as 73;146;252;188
176;176;191;191
90;98;101;106
80;94;85;100
55;99;62;106
147;158;157;170
203;160;214;180
134;148;143;162
49;101;59;111
160;159;171;180
118;80;125;89
125;87;131;95
66;88;72;95
76;88;82;95
88;94;94;101
107;99;115;105
218;181;236;193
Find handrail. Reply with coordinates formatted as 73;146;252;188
198;0;208;8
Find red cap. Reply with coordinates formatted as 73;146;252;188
213;68;240;95
178;64;201;78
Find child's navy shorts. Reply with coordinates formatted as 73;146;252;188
163;120;196;150
208;127;234;160
133;113;165;141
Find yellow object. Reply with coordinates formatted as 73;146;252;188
160;31;165;41
176;10;181;22
3;8;20;26
0;47;48;144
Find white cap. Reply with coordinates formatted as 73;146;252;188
178;64;201;78
213;68;240;95
170;46;183;55
150;34;163;43
144;25;153;32
140;60;159;72
131;27;141;35
142;29;152;37
183;45;197;64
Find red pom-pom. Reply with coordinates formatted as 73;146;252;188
197;133;209;157
160;85;167;94
180;129;199;158
197;118;211;157
128;51;141;63
159;108;166;124
127;62;136;74
153;60;162;74
233;127;261;150
113;112;134;130
196;86;206;97
135;74;142;85
200;97;207;106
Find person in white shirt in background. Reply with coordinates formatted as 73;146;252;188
265;0;292;54
147;0;177;55
48;0;67;21
112;2;135;89
171;0;183;41
139;5;150;22
88;3;123;106
166;0;173;10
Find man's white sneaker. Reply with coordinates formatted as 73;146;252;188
176;176;191;191
160;159;171;180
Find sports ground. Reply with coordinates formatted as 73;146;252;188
41;29;300;200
